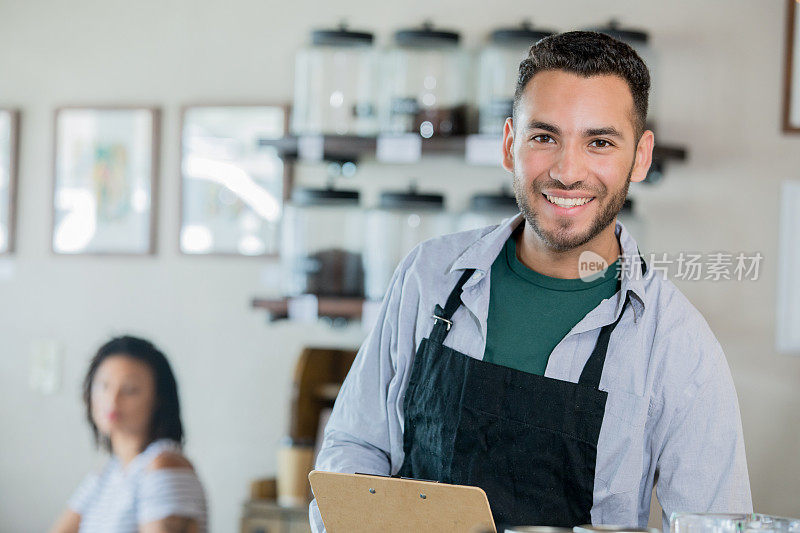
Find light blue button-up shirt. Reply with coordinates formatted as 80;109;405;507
310;214;752;532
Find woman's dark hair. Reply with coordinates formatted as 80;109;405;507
514;30;651;138
82;335;184;452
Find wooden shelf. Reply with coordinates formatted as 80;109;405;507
251;296;364;322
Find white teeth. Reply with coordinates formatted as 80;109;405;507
545;194;593;208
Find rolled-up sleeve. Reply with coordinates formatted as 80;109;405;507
309;246;419;532
654;344;752;531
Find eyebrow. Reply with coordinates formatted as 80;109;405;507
525;120;625;139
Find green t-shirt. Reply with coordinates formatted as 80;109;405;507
483;234;621;375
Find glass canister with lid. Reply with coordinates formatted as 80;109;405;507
458;188;520;232
291;23;379;136
477;21;554;135
364;186;453;300
379;22;470;138
584;19;657;129
281;186;365;298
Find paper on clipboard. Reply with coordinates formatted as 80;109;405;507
309;470;496;533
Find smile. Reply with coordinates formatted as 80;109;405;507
543;193;595;209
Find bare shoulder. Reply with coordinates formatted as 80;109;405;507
147;451;195;472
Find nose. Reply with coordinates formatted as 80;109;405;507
106;387;123;408
548;142;587;187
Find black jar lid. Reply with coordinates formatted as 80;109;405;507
312;23;374;47
469;191;518;212
584;19;649;45
292;187;360;206
395;21;460;47
378;189;445;210
621;197;635;213
490;21;555;46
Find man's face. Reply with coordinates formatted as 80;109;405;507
502;70;653;252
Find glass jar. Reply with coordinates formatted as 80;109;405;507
291;24;378;136
379;22;469;138
282;187;365;297
477;22;554;135
585;19;658;129
364;188;452;300
457;189;520;232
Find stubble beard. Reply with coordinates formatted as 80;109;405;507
513;168;632;252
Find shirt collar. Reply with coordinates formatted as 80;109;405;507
449;212;648;320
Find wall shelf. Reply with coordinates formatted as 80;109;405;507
251;296;365;322
259;133;687;182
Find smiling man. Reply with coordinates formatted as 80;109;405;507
310;31;752;532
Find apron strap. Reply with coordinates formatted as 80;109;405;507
430;269;476;344
579;251;647;388
578;292;630;388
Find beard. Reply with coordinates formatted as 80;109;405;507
513;164;633;252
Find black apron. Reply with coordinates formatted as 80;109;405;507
397;262;640;530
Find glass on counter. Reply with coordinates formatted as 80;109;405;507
282;187;365;298
292;24;379;136
364;187;453;300
477;22;554;136
379;22;470;138
671;513;800;533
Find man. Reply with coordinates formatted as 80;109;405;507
310;31;751;531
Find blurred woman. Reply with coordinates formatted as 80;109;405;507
50;336;207;533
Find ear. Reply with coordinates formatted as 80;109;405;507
630;129;655;183
501;117;515;173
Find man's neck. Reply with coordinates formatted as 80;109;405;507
514;219;621;279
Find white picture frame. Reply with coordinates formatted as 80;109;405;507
0;109;20;255
51;107;159;255
179;104;288;256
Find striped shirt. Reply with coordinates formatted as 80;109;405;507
68;439;208;533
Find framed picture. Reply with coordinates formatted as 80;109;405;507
784;0;800;133
0;109;20;254
179;104;289;256
52;107;159;254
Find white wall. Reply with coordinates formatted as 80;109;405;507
1;0;799;531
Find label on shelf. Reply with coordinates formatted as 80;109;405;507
376;134;422;163
465;134;503;166
298;135;324;162
288;294;319;322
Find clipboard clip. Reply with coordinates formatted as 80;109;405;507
354;472;440;483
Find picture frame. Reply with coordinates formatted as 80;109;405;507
51;106;160;255
783;0;800;133
0;109;20;255
179;104;290;256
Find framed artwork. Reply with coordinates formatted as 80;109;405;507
0;109;20;254
179;104;289;256
52;107;159;255
784;0;800;133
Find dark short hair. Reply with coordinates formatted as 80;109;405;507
514;30;651;138
83;335;184;452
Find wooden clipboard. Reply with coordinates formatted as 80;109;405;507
308;470;496;533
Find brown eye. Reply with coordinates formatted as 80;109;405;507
532;134;554;144
590;139;612;148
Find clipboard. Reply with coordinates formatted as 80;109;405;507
308;470;496;533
